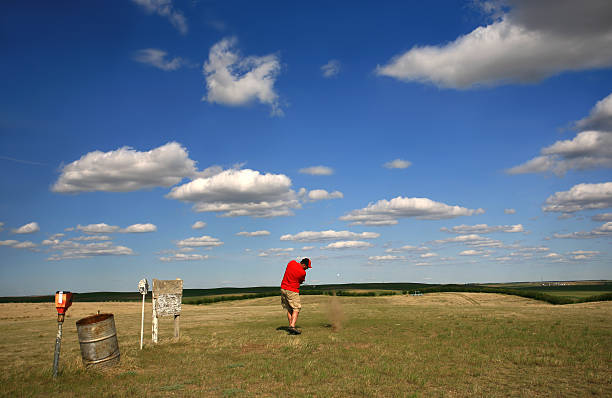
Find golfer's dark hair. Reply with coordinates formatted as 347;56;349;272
300;258;310;266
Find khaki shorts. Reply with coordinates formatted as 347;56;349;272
280;289;301;311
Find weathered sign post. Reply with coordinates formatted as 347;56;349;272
152;278;183;343
138;279;149;349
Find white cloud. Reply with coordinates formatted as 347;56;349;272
0;222;3;231
202;37;282;116
385;245;428;253
53;142;198;193
160;253;209;262
133;49;185;71
307;189;343;201
440;223;524;234
121;223;157;233
569;250;599;260
0;240;19;246
543;182;612;213
432;234;503;248
545;253;562;258
552;222;612;239
574;92;612;131
258;247;294;257
47;241;134;261
507;131;612;176
131;0;187;34
383;159;412;169
495;256;512;262
299;166;334;176
12;241;37;249
301;246;315;251
176;235;224;248
592;213;612;222
420;252;438;258
376;1;612;88
504;208;516;214
71;235;112;241
322;241;373;250
13;222;40;234
508;93;612;176
76;223;121;234
280;230;380;242
192;221;207;229
459;250;484;256
236;230;270;237
321;60;341;78
340;196;484;225
368;255;406;262
167;168;300;218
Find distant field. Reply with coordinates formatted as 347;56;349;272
2;281;610;304
1;293;610;397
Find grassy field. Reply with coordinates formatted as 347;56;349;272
1;293;611;397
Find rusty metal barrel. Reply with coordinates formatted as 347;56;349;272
76;313;120;369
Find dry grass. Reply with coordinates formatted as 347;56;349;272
1;293;611;397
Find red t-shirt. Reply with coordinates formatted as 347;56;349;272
280;260;306;293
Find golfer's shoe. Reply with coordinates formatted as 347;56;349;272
288;327;301;335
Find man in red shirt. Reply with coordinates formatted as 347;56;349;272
280;258;311;335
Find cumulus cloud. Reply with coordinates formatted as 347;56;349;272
167;168;300;218
280;230;380;242
340;196;484;226
432;234;503;248
504;208;516;214
47;241;134;261
299;166;334;176
202;37;282;116
383;159;412;169
420;252;438;258
53;142;198;193
0;240;19;246
160;253;209;262
385;245;428;253
322;241;373;250
121;223;157;233
574;92;612;131
507;131;612;176
131;0;187;34
306;189;343;201
258;247;294;257
552;222;612;239
133;49;186;71
376;1;612;89
459;250;485;256
176;235;223;248
440;223;524;234
76;223;121;234
236;230;270;237
569;250;599;260
71;235;111;241
192;221;207;229
508;93;612;176
368;255;406;262
592;213;612;221
321;60;341;78
542;182;612;213
13;222;40;234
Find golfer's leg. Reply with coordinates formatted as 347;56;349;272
290;309;299;328
286;309;292;325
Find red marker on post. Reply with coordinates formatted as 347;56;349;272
53;291;73;377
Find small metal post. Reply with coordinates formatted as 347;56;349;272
52;314;64;378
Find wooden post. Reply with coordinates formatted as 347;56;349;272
174;314;180;340
152;295;158;344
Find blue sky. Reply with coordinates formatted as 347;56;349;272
1;0;611;296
